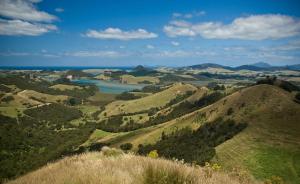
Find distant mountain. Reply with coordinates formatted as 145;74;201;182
131;65;158;76
233;65;267;71
188;63;232;70
250;62;272;68
188;63;266;71
287;64;300;71
187;62;300;72
133;65;147;72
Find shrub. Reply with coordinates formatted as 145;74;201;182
101;146;123;157
0;84;11;93
147;150;159;159
116;92;140;100
195;92;224;108
1;95;14;103
120;143;133;151
89;143;107;151
227;107;234;115
68;97;80;106
295;92;300;103
141;85;161;93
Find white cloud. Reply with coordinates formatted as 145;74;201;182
65;51;126;58
171;41;180;46
195;11;206;16
84;28;158;40
0;0;57;22
146;44;154;49
55;8;64;13
262;40;300;51
172;13;182;18
0;0;58;36
0;50;60;57
0;18;57;36
0;51;30;56
172;11;206;19
164;14;300;40
169;20;191;27
184;14;193;19
142;50;216;58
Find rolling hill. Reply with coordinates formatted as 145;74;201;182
92;84;300;183
99;83;197;118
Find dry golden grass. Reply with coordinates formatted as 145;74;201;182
18;90;69;103
7;149;256;184
49;84;83;91
120;74;160;84
94;74;112;80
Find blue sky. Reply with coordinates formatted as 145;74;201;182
0;0;300;67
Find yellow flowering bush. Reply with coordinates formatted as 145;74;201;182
147;150;159;159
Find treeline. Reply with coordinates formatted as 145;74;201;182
23;104;82;126
160;74;196;82
0;108;96;182
138;119;247;165
131;85;163;94
116;92;141;100
256;76;299;92
97;91;224;133
194;72;252;80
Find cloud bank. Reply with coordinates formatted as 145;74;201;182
85;28;158;40
0;0;58;36
164;14;300;40
0;18;57;36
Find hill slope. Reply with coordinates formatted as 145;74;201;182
95;84;300;183
202;84;300;184
100;83;197;117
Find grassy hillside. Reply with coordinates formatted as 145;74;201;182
7;149;253;184
93;84;300;183
203;84;300;184
18;90;69;103
99;83;197;118
120;74;160;84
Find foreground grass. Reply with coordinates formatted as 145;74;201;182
7;149;256;184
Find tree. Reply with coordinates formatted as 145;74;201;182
227;108;234;115
295;92;300;103
120;143;133;151
68;98;79;106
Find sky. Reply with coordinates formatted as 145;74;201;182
0;0;300;67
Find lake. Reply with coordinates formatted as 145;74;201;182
72;79;145;94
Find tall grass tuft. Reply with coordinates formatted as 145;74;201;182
143;163;194;184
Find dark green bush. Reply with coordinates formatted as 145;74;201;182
138;119;247;165
1;95;14;103
116;92;140;100
120;143;133;151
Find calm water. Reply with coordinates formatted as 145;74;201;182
72;79;145;94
